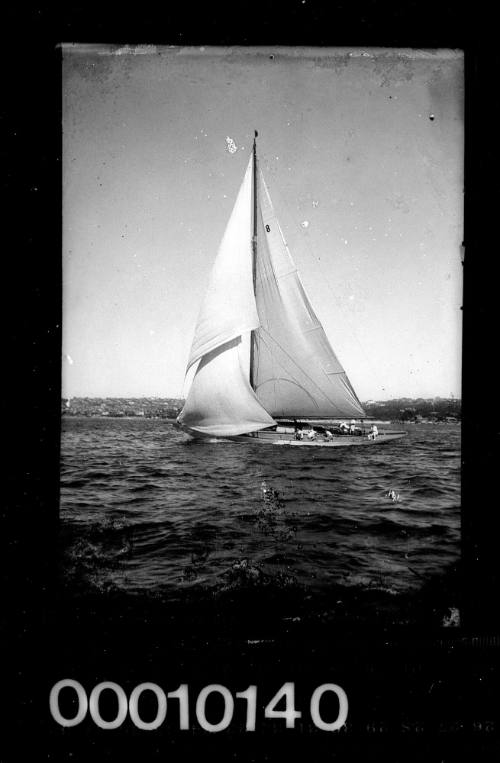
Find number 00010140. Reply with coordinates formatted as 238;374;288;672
49;680;348;732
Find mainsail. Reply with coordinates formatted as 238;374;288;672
251;173;365;419
178;139;365;436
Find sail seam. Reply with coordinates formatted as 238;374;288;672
274;268;298;280
255;375;320;410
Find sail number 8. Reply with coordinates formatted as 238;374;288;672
50;680;348;732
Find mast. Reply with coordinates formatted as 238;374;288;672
249;129;258;390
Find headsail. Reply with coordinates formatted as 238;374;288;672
251;171;366;419
186;155;259;371
178;154;275;436
178;336;275;435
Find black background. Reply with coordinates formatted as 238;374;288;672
3;3;499;760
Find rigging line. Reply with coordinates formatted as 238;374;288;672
258;148;388;399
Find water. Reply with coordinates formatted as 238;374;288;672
59;418;460;611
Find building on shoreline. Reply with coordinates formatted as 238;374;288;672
61;397;460;423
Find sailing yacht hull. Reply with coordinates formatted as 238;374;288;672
235;432;407;446
175;423;407;447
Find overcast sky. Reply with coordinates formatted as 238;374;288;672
62;46;463;401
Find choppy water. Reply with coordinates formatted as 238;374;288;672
59;418;460;605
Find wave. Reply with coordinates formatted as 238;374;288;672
59;419;461;602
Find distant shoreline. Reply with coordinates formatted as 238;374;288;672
60;396;461;425
61;414;461;426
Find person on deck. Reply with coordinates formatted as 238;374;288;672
349;420;357;434
324;429;333;441
307;428;316;441
369;424;378;440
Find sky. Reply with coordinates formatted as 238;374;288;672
62;46;463;401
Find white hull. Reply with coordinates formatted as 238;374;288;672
175;423;406;447
246;433;406;447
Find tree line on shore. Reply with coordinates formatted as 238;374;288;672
364;397;461;422
61;396;461;422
